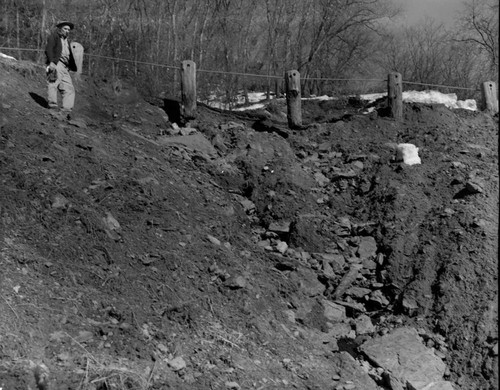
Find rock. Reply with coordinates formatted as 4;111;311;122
322;259;336;278
33;363;50;390
356;236;377;260
334;264;362;299
331;168;357;179
180;127;197;136
168;356;187;371
402;297;419;316
273;257;300;271
335;217;352;236
464;180;484;194
330;352;380;389
471;218;486;229
68;117;87;128
360;327;448;390
354;314;375;335
315;253;346;273
283;310;296;323
207;235;221;245
289;266;326;297
57;352;71;362
301;251;311;262
257;239;271;248
103;211;120;231
268;221;291;233
420;381;456;390
295;299;318;322
451;161;466;169
361;258;377;270
327;322;353;338
136;176;160;186
219;122;245;131
275;240;288;254
225;381;241;389
51;193;69;209
334;300;366;313
104;228;121;242
442;207;455;216
314;171;330;186
237;197;255;213
345;287;371;298
369;290;390;307
322;300;347;323
225;275;247;289
352;160;364;170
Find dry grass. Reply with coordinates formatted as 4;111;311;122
60;332;152;390
77;357;152;390
204;321;245;351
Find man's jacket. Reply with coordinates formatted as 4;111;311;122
45;31;77;72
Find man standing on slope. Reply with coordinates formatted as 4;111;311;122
45;21;77;118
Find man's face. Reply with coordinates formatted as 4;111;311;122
58;25;71;38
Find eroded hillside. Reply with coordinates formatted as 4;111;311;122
0;57;498;390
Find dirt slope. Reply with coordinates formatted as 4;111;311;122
0;58;498;390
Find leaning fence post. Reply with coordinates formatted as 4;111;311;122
387;72;403;120
481;81;498;114
180;60;196;120
71;42;84;82
285;70;302;129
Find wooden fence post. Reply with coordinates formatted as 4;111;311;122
285;70;302;129
180;60;196;120
387;72;403;120
71;42;84;82
481;81;498;114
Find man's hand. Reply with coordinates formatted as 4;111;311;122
49;62;57;70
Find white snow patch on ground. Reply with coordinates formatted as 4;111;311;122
360;90;476;111
207;89;477;111
0;52;17;60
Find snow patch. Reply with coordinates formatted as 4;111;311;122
0;52;17;61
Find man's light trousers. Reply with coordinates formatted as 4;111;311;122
47;61;75;111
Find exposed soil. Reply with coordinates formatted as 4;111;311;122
0;58;498;390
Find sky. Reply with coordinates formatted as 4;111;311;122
392;0;465;25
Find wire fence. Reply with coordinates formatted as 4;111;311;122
0;45;481;104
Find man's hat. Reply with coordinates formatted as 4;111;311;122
56;21;74;30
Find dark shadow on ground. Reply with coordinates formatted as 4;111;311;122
29;92;48;108
163;97;181;125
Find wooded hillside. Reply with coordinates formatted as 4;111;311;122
1;0;498;99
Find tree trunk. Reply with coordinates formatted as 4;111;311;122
172;11;178;88
16;5;21;59
38;0;47;63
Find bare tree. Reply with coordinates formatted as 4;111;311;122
456;0;499;80
291;0;397;77
2;0;402;96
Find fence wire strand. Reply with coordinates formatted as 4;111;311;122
0;46;481;92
